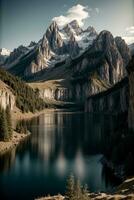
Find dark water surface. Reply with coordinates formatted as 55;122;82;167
0;112;121;200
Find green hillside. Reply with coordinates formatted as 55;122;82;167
0;68;47;113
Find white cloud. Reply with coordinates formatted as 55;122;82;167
126;26;134;35
53;4;90;27
123;37;134;45
123;26;134;44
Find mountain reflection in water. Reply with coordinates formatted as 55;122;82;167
0;112;121;200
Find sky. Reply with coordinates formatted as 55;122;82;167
0;0;134;51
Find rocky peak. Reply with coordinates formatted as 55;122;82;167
45;21;64;52
85;26;97;37
63;24;74;37
115;36;131;65
68;20;82;35
4;45;29;68
94;31;115;50
41;36;51;59
89;30;131;84
68;33;80;57
28;41;37;48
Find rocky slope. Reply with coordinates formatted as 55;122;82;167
8;20;97;76
28;30;131;104
3;20;130;105
2;42;36;69
0;80;15;110
85;78;128;113
127;56;134;131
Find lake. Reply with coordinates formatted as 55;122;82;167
0;111;121;200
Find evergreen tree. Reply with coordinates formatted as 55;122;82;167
74;179;82;200
82;184;89;200
16;121;28;134
65;174;75;200
5;105;12;139
65;175;90;200
0;107;9;141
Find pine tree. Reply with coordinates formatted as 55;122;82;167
74;179;82;200
5;105;12;139
0;107;9;141
82;184;89;200
65;174;75;200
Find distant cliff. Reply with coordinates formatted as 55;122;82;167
127;56;134;130
85;56;134;132
85;78;128;114
0;80;15;110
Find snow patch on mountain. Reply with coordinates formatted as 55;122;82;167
0;48;11;56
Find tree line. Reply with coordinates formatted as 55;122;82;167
0;68;47;113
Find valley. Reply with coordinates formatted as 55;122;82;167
0;2;134;199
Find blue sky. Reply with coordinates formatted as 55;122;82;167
1;0;134;50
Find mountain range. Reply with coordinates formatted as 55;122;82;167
0;20;133;104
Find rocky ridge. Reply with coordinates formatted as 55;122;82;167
7;20;98;76
28;30;131;104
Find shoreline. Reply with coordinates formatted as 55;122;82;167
35;177;134;200
2;107;79;156
12;107;56;121
0;131;31;155
12;107;84;121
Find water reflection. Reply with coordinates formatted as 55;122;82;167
0;112;121;200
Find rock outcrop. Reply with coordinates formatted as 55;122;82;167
0;80;15;110
39;87;73;101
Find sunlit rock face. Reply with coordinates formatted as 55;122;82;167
39;87;73;101
0;81;15;110
85;78;128;114
70;31;131;102
127;56;134;130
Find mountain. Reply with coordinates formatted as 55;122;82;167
7;20;97;76
2;20;130;105
28;31;131;104
129;43;134;55
0;48;11;66
2;42;37;69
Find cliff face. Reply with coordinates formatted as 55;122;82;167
127;56;134;130
85;78;128;113
39;87;73;102
0;81;15;110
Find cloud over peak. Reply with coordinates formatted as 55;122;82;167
52;4;89;27
123;26;134;44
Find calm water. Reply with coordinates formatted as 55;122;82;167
0;112;121;200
